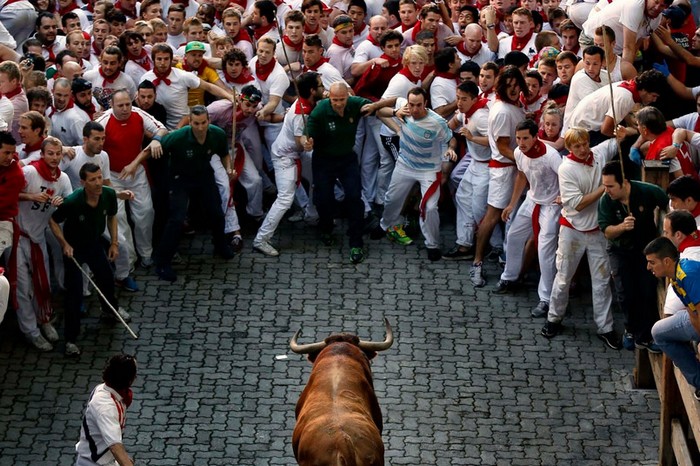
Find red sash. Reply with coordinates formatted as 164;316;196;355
420;172;441;220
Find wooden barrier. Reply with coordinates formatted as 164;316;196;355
637;162;700;465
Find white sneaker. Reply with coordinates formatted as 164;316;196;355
29;334;53;352
117;307;132;323
65;342;81;357
253;241;280;257
41;322;59;343
470;262;486;287
288;211;304;222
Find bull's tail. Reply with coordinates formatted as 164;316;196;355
336;433;357;466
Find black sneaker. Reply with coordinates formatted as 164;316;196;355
531;301;549;318
494;279;516;294
486;247;503;263
635;340;662;354
369;225;385;240
442;244;474;260
597;331;622;350
156;265;177;282
541;320;562;339
427;248;442;261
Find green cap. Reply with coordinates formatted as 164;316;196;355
185;41;206;53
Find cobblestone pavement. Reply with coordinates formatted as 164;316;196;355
0;217;660;466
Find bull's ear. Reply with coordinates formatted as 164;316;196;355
364;350;378;360
308;353;318;363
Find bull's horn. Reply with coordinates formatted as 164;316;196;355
289;329;327;354
358;318;394;351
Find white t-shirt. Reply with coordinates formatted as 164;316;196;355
514;142;562;205
566;82;636;132
326;42;355;81
0;95;12;132
430;75;457;110
563;69;610;131
456;44;496;66
83;69;137;110
457;107;491;162
352;25;370;49
60;146;112;189
17;165;72;242
271;99;307;159
487;100;525;164
249;57;290;119
498;33;538;60
310;61;350;91
582;0;661;56
352;39;382;64
75;384;129;466
49;105;90;147
139;67;201;130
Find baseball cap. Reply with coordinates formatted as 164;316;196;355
71;77;92;94
240;85;262;104
185;41;206;53
662;6;687;29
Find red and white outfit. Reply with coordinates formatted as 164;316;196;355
124;50;154;85
567;79;638;132
75;383;131;466
38;36;66;64
486;99;525;209
304;58;349;91
140;67;201;130
402;21;455;49
563;69;610;132
0;155;24;325
645;127;696;178
499;139;562;303
254;98;316;247
547;139;619;333
96;107;165;264
497;31;538;60
275;36;303;68
249;56;289;151
16;138;43;165
430;72;458;111
454;99;491;249
48;100;90;146
15;160;71;340
455;42;496;66
303;23;333;49
2;86;27;141
83;68;137;110
326;38;355;82
352;35;382;64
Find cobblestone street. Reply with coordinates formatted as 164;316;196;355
0;218;660;465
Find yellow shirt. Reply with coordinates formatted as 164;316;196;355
174;62;221;107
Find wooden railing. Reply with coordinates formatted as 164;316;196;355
635;161;700;465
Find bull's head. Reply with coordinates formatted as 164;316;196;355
289;318;394;361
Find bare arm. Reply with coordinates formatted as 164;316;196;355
107;215;118;261
433;102;458;119
109;443;134;466
574;185;605;212
621;25;638;65
501;170;527;221
49;218;73;258
198;79;234;101
495;136;514;161
667;73;695;100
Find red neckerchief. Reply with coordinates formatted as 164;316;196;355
255;58;276;81
48;98;74;118
29;158;61;182
58;0;79;16
679;230;700;252
456;41;479;57
115;387;134;408
410;20;423;42
99;67;120;86
690;202;700;219
114;0;136;18
305;57;328;71
434;70;459;84
398;67;420;84
522;139;546;159
463;97;488;119
128;49;152;71
21;138;44;157
332;36;352;49
152;69;172;87
1;85;22;100
182;59;209;74
400;22;415;32
380;53;401;67
480;88;493;100
367;33;380;47
282;35;303;52
511;29;534;52
77;100;96;119
253;22;276;41
232;28;253;44
566;151;594;166
294;97;314;115
618;79;641;103
421;64;434;80
225;68;254;84
355;22;367;36
304;23;321;34
519;91;540;107
43;42;57;63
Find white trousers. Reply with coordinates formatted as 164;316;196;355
0;1;36;50
15;236;50;338
454;160;489;248
234;146;264;217
0;274;8;328
548;225;614;334
380;161;441;249
242;123;275;191
500;198;560;302
211;155;241;234
255;156;298;244
110;166;154;262
378;135;399;206
449;154;470;195
357;116;386;211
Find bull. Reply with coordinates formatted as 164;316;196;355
290;318;394;466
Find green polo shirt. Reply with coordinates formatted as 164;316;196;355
161;124;228;177
306;96;372;158
598;180;668;251
52;186;117;245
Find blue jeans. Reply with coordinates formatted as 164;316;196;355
652;310;700;389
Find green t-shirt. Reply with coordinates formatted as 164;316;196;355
598;180;668;251
52;186;118;245
161;124;228;177
306;96;372;158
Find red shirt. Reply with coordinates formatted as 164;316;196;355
0;158;25;221
104;112;146;173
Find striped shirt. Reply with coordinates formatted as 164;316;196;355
396;98;451;171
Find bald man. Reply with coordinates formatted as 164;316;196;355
306;82;385;264
351;15;390;78
456;23;497;66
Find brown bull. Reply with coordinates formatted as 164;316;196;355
290;318;394;466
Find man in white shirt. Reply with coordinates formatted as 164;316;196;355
496;7;537;61
16;111;45;165
166;4;187;49
83;46;137;110
350;15;387;79
327;15;357;84
563;45;609;131
542;127;622;348
456;23;496;66
34;12;66;66
48;78;90;146
348;0;371;47
402;3;456;48
430;47;460;118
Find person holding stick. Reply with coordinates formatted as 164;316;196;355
49;162;133;357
